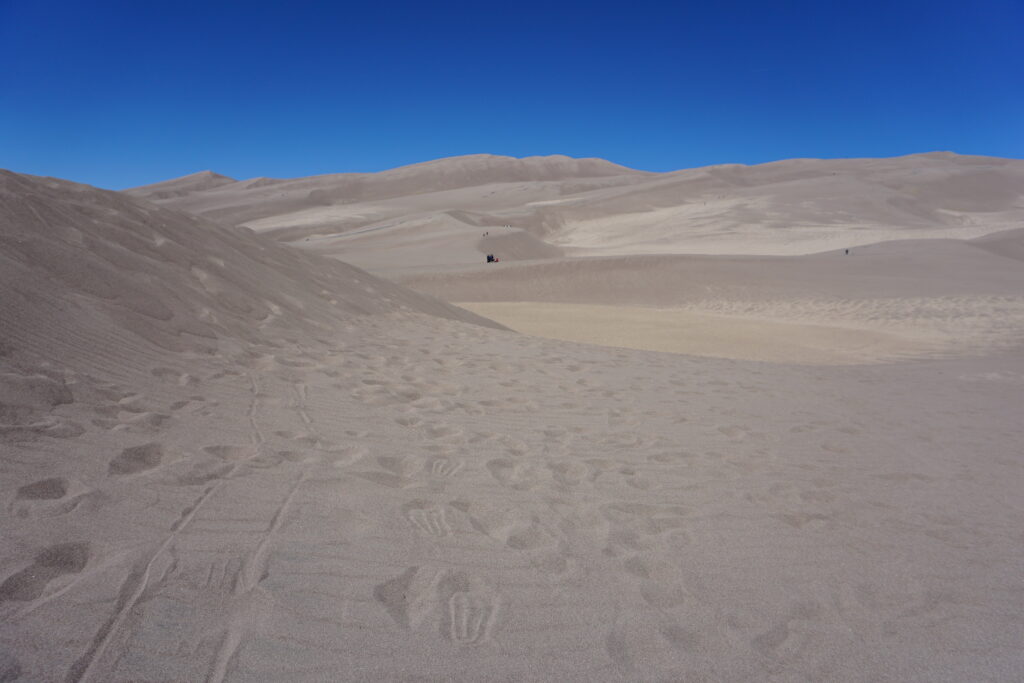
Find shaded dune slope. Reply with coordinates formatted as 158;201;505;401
0;169;503;426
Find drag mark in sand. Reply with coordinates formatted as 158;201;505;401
208;468;307;683
68;373;273;682
209;371;319;683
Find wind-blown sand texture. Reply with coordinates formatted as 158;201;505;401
3;156;1024;681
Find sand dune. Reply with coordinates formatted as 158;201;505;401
2;165;1023;681
130;154;647;228
126;170;236;200
128;152;1024;269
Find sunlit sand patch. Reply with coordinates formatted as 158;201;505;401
456;301;947;364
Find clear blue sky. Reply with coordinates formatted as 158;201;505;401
2;0;1021;189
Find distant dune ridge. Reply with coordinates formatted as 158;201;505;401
2;156;1023;681
125;151;1024;362
126;152;1024;269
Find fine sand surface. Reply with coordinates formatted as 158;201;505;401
452;302;949;364
2;162;1024;682
404;236;1024;365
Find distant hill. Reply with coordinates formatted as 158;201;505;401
124;170;236;200
122;152;1024;269
123;154;648;226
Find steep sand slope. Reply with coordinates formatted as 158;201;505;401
1;170;501;358
2;170;1023;682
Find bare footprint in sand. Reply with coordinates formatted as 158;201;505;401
9;477;104;518
0;543;90;602
373;566;438;630
437;572;499;645
108;443;163;475
547;460;587;488
174;459;233;486
401;501;453;537
16;477;68;500
427;456;464;478
486;459;538;491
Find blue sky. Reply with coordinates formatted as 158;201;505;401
2;0;1021;189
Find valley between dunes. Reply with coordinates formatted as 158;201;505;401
2;154;1023;681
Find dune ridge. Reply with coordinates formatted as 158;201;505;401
126;152;1024;271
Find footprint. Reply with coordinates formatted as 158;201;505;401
423;422;463;440
402;501;452;537
437;572;498;645
119;411;173;431
427;457;464;478
750;600;822;657
639;580;687;607
116;395;151;414
505;520;548;551
605;621;634;671
201;446;251;462
547;460;586;488
0;417;84;442
377;456;419;477
394;414;424;428
0;543;90;602
658;622;702;653
323;444;369;467
499;436;529;457
374;567;420;629
108;443;163;475
352;471;409;489
486;459;537;491
599;502;689;535
0;650;22;681
150;367;200;387
175;460;233;486
16;478;68;500
772;512;831;529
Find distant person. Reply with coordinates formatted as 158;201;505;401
845;249;849;255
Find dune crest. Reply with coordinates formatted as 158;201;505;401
126;152;1024;271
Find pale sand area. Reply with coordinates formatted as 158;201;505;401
1;165;1022;681
454;302;951;364
405;235;1024;365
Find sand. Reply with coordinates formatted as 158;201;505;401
452;302;951;364
2;157;1023;681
